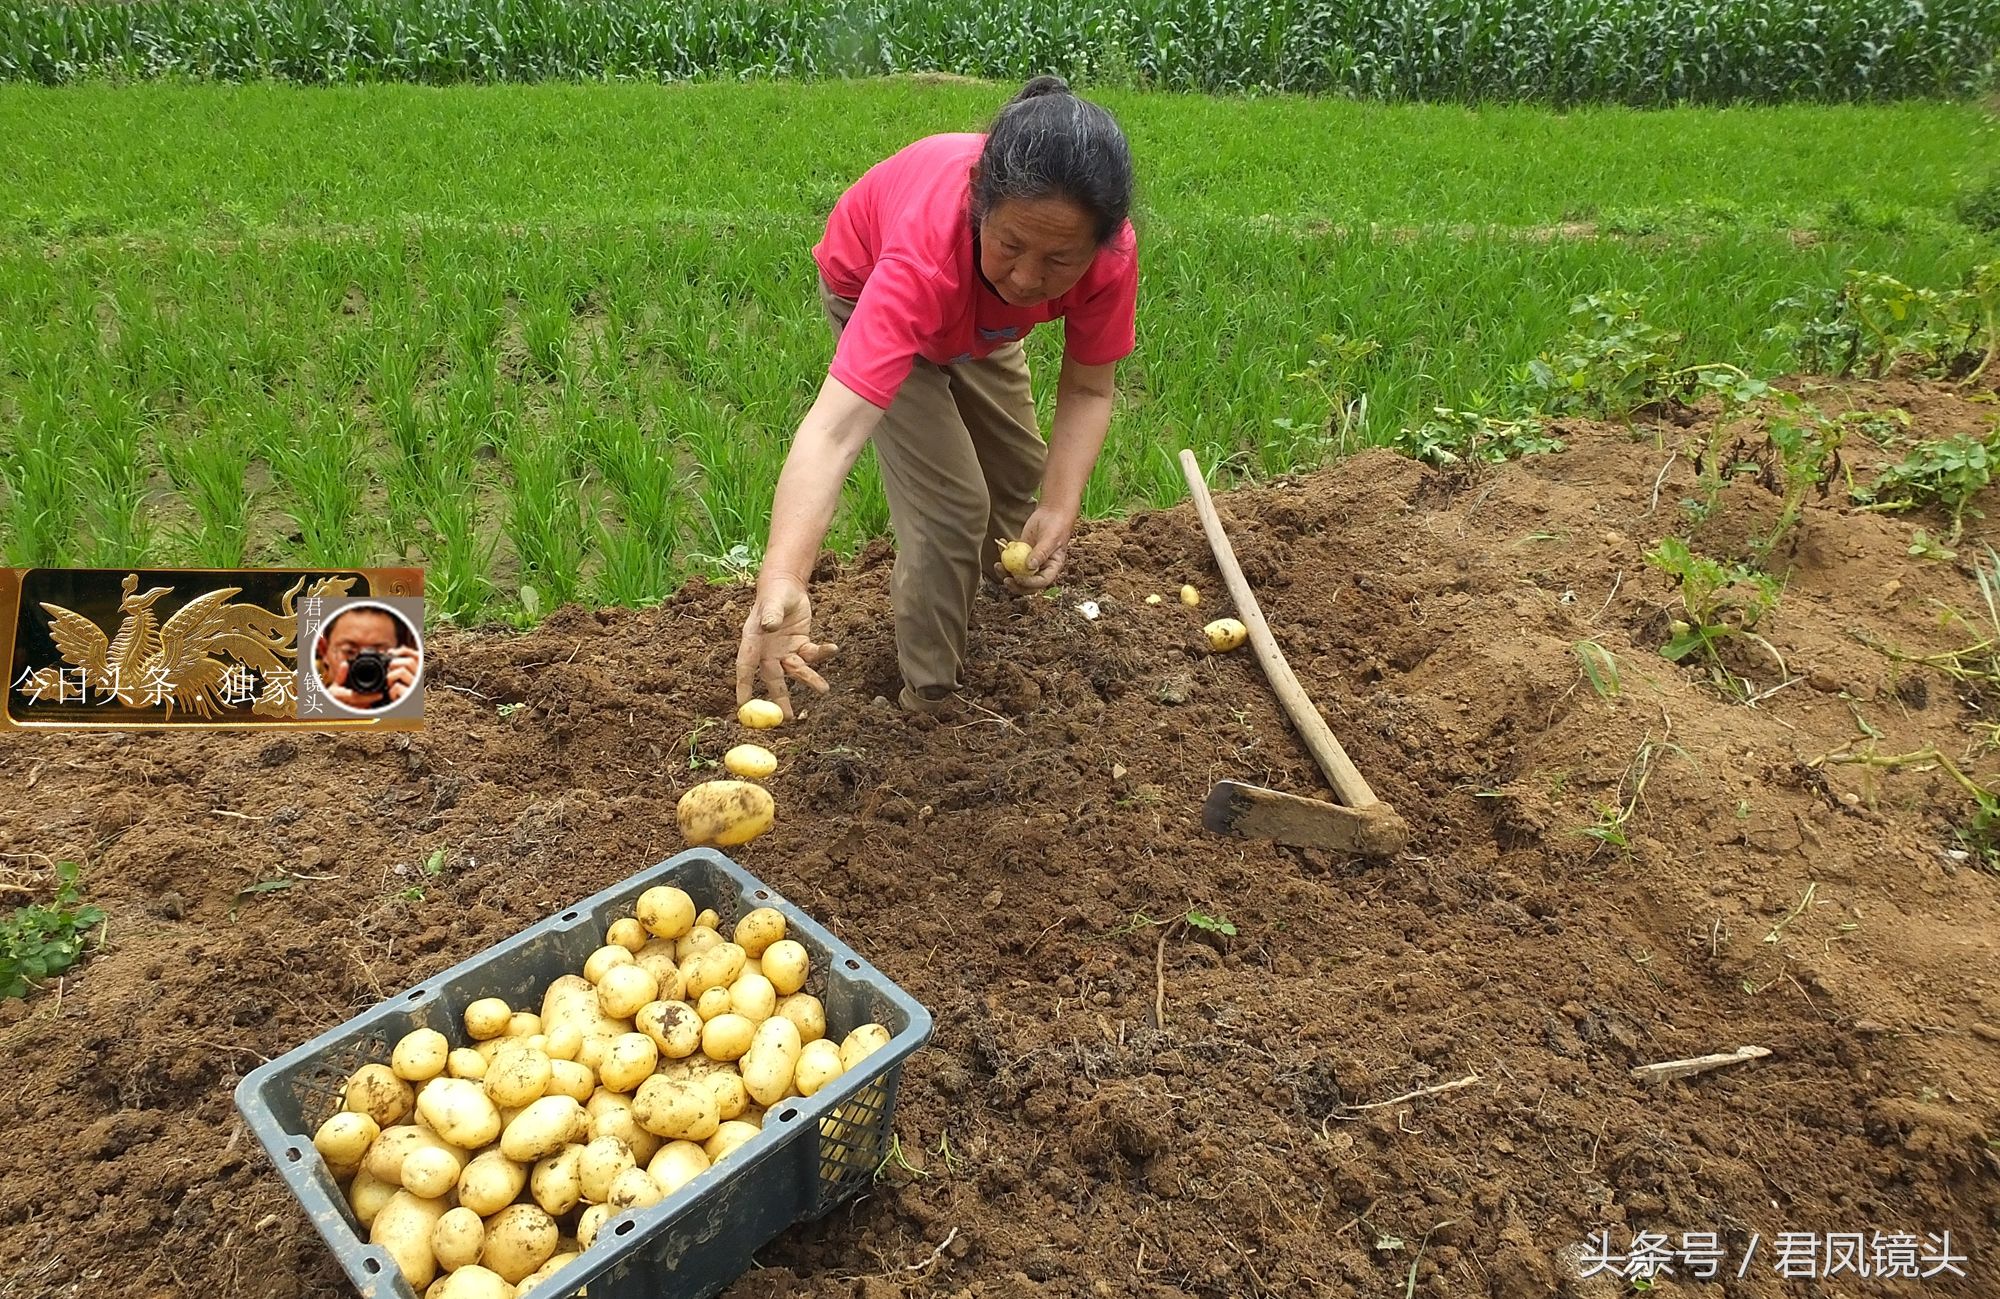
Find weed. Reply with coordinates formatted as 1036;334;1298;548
1573;640;1622;699
1645;537;1786;695
1391;405;1564;467
1;862;104;999
1854;428;2000;541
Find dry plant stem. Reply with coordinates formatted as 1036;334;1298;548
1153;924;1171;1030
1630;1045;1770;1084
1333;1072;1482;1118
1815;745;1990;802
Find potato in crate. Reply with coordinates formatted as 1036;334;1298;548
234;847;933;1299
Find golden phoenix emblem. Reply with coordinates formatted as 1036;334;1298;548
19;572;358;718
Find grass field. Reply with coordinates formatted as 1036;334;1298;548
1;80;1994;622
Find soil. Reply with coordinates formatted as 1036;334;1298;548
4;376;1999;1299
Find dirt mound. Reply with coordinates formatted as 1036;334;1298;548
3;378;1998;1298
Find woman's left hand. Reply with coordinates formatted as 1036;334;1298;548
996;502;1077;592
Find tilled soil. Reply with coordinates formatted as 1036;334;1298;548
3;376;1998;1298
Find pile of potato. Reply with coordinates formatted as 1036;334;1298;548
311;885;890;1298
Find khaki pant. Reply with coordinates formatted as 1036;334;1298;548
820;277;1045;696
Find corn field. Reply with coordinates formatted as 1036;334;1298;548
4;0;1997;102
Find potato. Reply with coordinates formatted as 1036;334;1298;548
1203;617;1248;652
632;942;685;999
417;1077;504;1150
736;699;783;729
542;1022;583;1063
446;1048;489;1080
434;1265;512;1299
676;780;775;848
774;993;825;1043
362;1125;438;1185
695;986;733;1022
391;1029;451;1083
502;1096;589;1163
583;944;636;985
578;1135;635;1204
635;886;696;941
636;1000;702;1059
531;1142;585;1216
841;1024;893;1071
675;926;723;962
730;906;785;957
999;537;1035;578
369;1190;448;1290
646;1140;711;1195
606;917;649;953
597;964;658;1020
694;908;720;931
701;1013;756;1062
689;943;748;998
517;1253;580;1297
702;1070;748;1121
794;1039;845;1097
345;1064;415;1129
722;744;778;779
703;1120;762;1163
506;1012;543;1039
484;1046;553;1109
587;1093;662;1165
347;1166;399;1230
400;1145;463;1199
464;998;513;1041
482;1203;559;1284
607;1166;665;1212
547;1058;596;1103
728;971;777;1022
597;1033;659;1094
576;1204;611;1250
741;1016;802;1107
314;1111;378;1168
431;1205;485;1272
1180;584;1200;606
760;940;809;996
457;1149;528;1216
632;1076;719;1141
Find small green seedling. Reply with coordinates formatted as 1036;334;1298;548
1;862;105;999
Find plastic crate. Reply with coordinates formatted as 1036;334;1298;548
234;846;934;1299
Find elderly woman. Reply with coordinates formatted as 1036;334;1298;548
734;76;1137;717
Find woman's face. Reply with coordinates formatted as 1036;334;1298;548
979;196;1098;307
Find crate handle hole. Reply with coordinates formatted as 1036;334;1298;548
615;1219;635;1236
406;990;425;1001
562;911;579;921
362;1258;382;1275
843;959;859;970
754;889;769;899
777;1107;799;1122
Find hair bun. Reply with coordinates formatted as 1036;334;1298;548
1011;75;1071;103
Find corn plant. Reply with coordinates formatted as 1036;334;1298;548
6;0;1996;103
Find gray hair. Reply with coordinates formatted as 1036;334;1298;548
972;76;1133;245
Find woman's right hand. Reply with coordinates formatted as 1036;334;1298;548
735;574;838;721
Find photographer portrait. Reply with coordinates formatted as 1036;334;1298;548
313;603;421;712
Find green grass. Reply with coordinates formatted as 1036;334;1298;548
0;80;1993;623
5;0;1996;102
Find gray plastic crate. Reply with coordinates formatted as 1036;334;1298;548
235;846;934;1299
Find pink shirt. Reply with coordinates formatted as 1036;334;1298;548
812;133;1138;409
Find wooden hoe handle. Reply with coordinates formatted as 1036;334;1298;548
1178;449;1381;811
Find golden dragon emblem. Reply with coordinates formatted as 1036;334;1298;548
19;572;357;718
